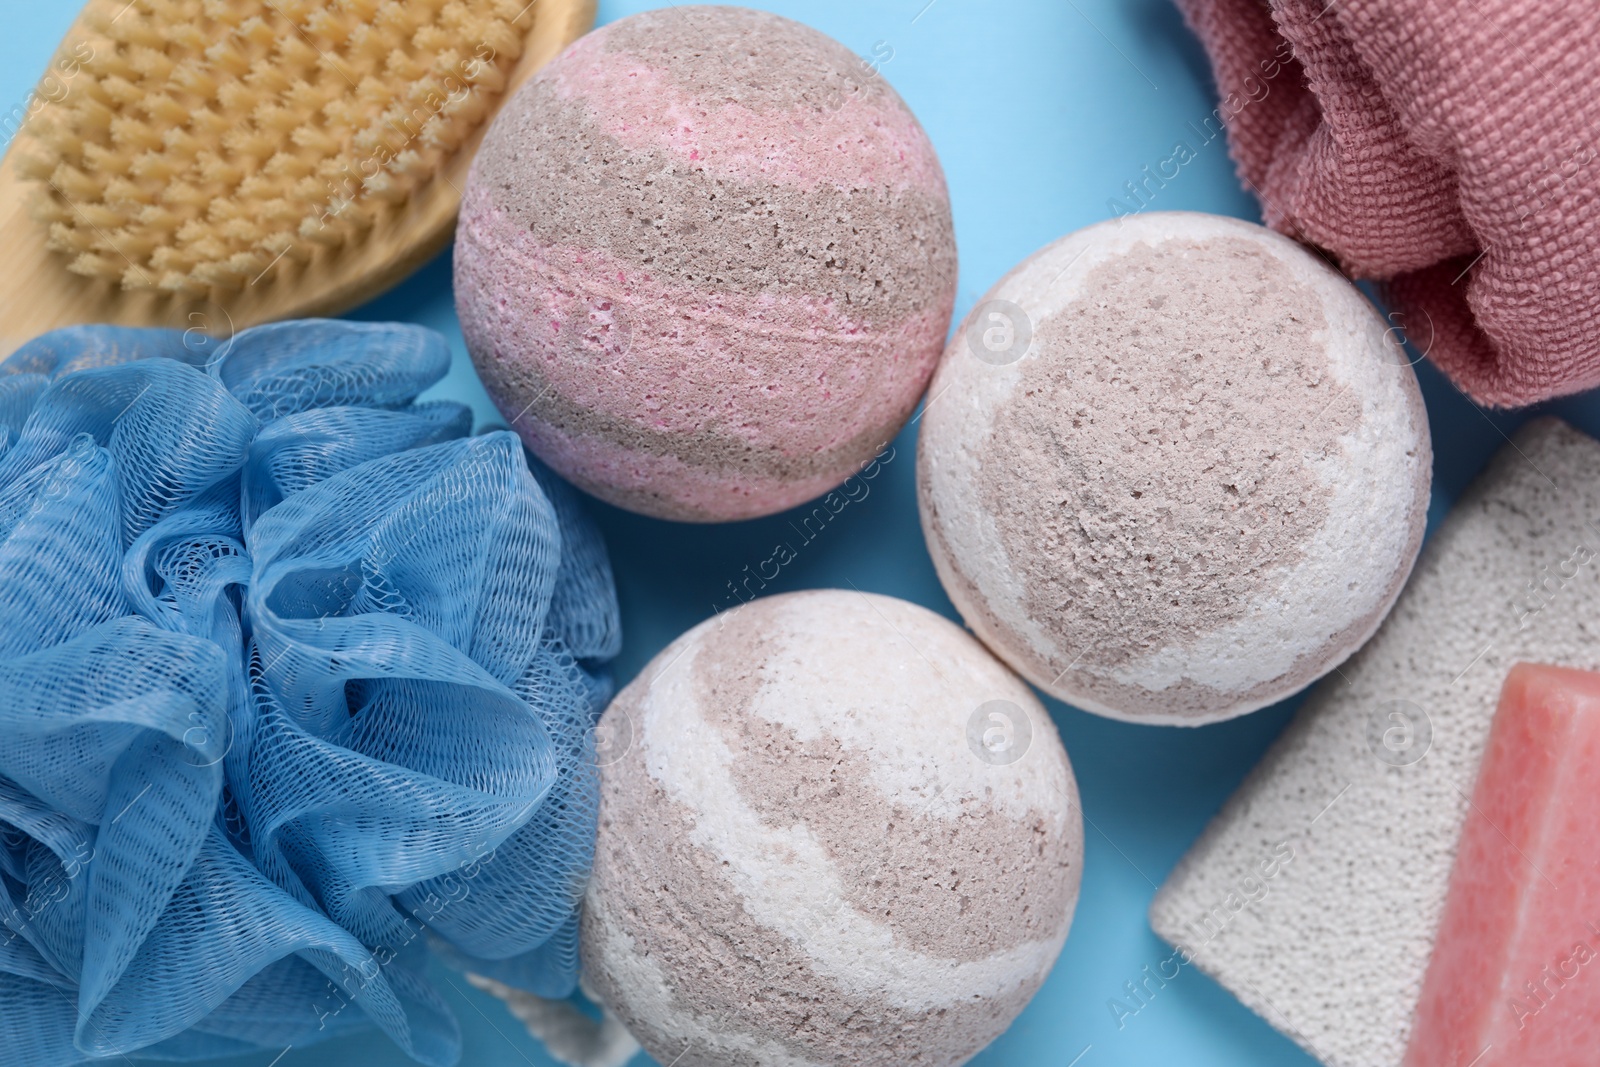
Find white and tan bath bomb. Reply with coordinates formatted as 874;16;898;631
917;211;1431;725
580;590;1082;1067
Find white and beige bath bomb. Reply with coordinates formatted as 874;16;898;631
580;589;1082;1067
917;211;1431;725
1150;418;1600;1067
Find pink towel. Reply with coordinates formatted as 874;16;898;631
1175;0;1600;407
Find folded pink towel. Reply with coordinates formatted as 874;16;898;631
1176;0;1600;406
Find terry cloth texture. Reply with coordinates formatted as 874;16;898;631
1176;0;1600;407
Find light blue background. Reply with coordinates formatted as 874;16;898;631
2;2;1583;1065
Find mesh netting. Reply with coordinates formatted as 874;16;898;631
0;321;620;1066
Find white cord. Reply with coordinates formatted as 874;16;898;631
467;974;642;1067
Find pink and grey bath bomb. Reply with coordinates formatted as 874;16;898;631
455;7;958;522
581;590;1083;1067
918;212;1432;725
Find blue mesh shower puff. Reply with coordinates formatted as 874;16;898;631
0;321;622;1067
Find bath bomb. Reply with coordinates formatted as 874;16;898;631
1150;419;1600;1067
456;7;958;522
917;211;1431;725
581;590;1082;1067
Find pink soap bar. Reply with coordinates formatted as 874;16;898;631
1406;663;1600;1067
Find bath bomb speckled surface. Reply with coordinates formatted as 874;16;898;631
917;211;1431;725
456;6;958;522
1150;419;1600;1067
581;590;1082;1067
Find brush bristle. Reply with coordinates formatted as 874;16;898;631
20;0;532;295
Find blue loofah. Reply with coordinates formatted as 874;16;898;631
0;321;620;1066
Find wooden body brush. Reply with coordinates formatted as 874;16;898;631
0;0;594;355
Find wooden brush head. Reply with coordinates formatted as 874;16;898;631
0;0;594;353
